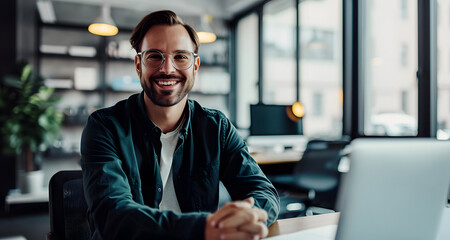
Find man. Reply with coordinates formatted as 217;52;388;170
81;10;279;240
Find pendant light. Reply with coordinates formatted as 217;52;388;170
291;101;305;118
197;14;217;43
287;101;305;122
88;5;118;36
37;0;56;23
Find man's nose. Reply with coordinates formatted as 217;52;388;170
159;56;176;73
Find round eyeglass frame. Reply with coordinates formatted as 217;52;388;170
137;49;198;70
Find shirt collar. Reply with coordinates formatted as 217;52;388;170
137;91;192;137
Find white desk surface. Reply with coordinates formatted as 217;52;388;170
267;207;450;239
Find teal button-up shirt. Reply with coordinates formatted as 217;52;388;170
81;92;280;239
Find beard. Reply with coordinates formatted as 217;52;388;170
141;70;195;107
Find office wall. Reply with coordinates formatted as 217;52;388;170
16;0;37;67
0;0;37;215
0;0;16;79
0;0;17;216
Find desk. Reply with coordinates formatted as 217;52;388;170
267;207;450;239
4;189;49;214
268;213;339;237
251;150;302;165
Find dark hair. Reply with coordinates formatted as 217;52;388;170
129;10;200;53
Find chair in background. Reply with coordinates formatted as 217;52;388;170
269;138;350;218
48;170;90;240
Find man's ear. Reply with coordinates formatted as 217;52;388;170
135;54;141;77
193;55;200;74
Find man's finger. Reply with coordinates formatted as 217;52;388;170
219;208;268;229
209;200;254;227
243;197;254;206
238;222;268;238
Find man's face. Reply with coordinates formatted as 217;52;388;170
135;24;200;107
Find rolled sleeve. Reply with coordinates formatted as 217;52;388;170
218;116;280;226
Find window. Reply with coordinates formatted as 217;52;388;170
233;0;343;139
312;92;323;116
401;90;408;113
361;0;418;136
401;43;408;67
437;0;450;139
401;0;407;19
236;13;259;129
299;0;342;138
262;0;296;104
300;28;335;60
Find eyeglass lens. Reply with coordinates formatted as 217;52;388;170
142;50;194;70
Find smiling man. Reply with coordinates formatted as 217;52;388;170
81;10;279;240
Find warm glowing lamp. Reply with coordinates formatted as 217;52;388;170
88;5;118;36
286;101;305;122
291;101;305;118
197;14;217;43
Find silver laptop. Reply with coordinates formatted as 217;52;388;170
335;138;450;240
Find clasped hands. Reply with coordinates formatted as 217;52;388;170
205;197;269;240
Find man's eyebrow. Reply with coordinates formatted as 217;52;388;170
141;49;191;53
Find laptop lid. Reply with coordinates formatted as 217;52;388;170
335;138;450;240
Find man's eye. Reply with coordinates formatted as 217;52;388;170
174;54;189;60
146;53;162;60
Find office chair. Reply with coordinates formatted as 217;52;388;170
269;138;350;218
48;170;90;240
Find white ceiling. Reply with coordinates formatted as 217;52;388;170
45;0;262;29
52;0;260;18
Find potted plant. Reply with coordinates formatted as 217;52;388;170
0;62;63;194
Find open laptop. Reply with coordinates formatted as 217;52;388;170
334;138;450;240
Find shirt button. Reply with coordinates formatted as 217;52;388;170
158;188;162;192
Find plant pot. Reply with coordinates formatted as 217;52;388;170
18;170;45;194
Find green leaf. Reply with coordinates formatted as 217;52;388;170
1;63;62;159
20;64;32;82
38;114;50;128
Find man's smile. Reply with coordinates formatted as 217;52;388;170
150;74;185;89
157;80;178;86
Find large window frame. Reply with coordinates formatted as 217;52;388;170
230;0;438;139
342;0;437;138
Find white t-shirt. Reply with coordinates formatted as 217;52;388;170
158;120;184;213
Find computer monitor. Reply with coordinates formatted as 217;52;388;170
250;104;303;136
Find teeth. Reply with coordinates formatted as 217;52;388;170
158;81;177;86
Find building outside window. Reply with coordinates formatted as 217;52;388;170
236;13;259;129
437;0;450;139
312;92;323;116
298;0;342;138
401;43;408;67
235;0;343;139
262;0;297;105
401;0;408;19
362;0;418;136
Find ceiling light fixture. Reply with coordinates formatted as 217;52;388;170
197;14;217;43
37;0;56;23
88;5;118;36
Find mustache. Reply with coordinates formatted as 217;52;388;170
150;74;185;81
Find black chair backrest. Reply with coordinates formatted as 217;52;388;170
49;170;90;240
294;139;350;192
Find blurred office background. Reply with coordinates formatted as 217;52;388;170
1;0;449;239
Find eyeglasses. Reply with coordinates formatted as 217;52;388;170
137;49;198;70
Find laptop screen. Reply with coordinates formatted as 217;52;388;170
335;138;450;240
